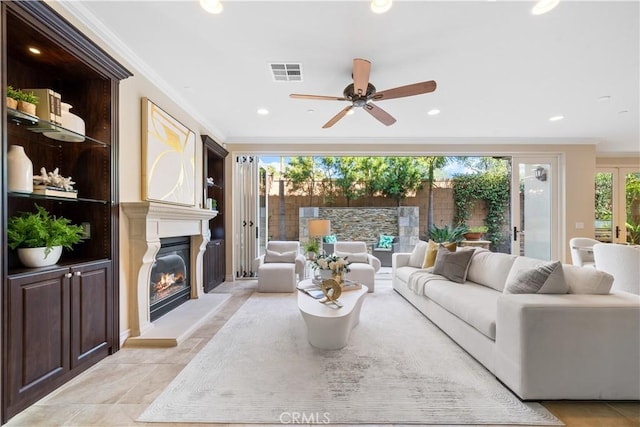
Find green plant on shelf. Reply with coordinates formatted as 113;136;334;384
6;86;39;104
8;204;84;256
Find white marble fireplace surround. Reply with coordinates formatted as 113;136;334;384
121;202;218;346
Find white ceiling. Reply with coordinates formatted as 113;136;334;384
60;0;639;154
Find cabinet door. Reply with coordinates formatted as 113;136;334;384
203;239;224;292
214;239;226;285
6;267;71;418
69;261;113;370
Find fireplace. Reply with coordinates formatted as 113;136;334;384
149;236;191;321
122;201;217;338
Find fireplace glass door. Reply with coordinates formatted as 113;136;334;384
149;236;191;321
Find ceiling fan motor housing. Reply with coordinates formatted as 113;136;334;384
344;83;377;107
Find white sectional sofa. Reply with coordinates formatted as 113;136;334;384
392;246;640;400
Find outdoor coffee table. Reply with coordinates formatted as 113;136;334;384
297;279;368;350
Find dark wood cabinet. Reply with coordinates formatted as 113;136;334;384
202;136;228;292
1;1;131;422
5;261;112;418
204;239;225;292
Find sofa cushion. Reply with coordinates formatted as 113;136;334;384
424;240;457;268
264;250;296;263
467;250;517;292
424;280;499;340
396;266;422;284
433;245;475;283
563;264;614;294
408;241;428;268
504;260;568;294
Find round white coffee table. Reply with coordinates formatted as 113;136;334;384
297;279;368;350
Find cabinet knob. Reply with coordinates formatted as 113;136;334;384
64;273;72;278
74;271;82;277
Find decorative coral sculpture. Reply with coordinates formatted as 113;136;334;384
33;167;76;191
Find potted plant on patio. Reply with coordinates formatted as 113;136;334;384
8;204;85;267
463;225;488;241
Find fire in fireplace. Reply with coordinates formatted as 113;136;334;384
149;236;191;321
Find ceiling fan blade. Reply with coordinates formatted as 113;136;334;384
322;105;353;128
353;58;371;97
372;80;437;101
364;103;396;126
290;94;348;101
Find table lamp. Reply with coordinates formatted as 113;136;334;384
308;219;331;255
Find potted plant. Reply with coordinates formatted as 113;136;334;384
463;225;488;241
8;204;85;267
303;239;320;260
6;85;20;109
17;89;39;115
428;224;468;243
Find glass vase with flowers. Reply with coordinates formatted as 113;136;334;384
311;253;351;283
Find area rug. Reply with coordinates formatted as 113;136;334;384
139;284;562;425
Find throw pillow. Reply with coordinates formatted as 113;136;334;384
264;250;296;263
323;234;337;244
503;261;569;294
432;245;475;283
408;241;428;268
563;264;614;294
423;240;457;268
378;235;394;249
335;251;368;263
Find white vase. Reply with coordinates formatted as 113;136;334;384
60;102;85;135
17;246;62;267
7;145;33;193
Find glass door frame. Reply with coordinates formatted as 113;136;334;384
596;167;640;244
511;155;562;261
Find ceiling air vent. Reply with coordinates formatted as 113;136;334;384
269;63;302;82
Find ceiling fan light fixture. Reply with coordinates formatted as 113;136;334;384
200;0;223;14
346;109;355;116
371;0;392;14
532;0;560;15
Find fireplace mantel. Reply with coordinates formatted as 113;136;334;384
122;202;217;338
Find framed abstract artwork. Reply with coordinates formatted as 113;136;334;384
141;98;196;206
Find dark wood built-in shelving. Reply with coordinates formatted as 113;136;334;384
1;1;132;422
202;135;228;291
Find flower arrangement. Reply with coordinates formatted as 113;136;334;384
312;253;351;274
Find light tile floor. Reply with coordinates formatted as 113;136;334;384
5;271;639;427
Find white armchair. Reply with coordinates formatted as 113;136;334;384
569;237;599;267
253;241;306;292
334;241;380;292
593;243;640;295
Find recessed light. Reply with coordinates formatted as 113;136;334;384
532;0;560;15
371;0;392;14
257;108;269;115
427;109;440;116
307;109;315;114
618;110;629;115
200;0;223;14
28;47;41;55
598;95;611;102
549;115;564;122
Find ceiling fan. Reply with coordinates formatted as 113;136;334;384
290;58;437;128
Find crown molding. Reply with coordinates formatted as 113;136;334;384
54;1;228;143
